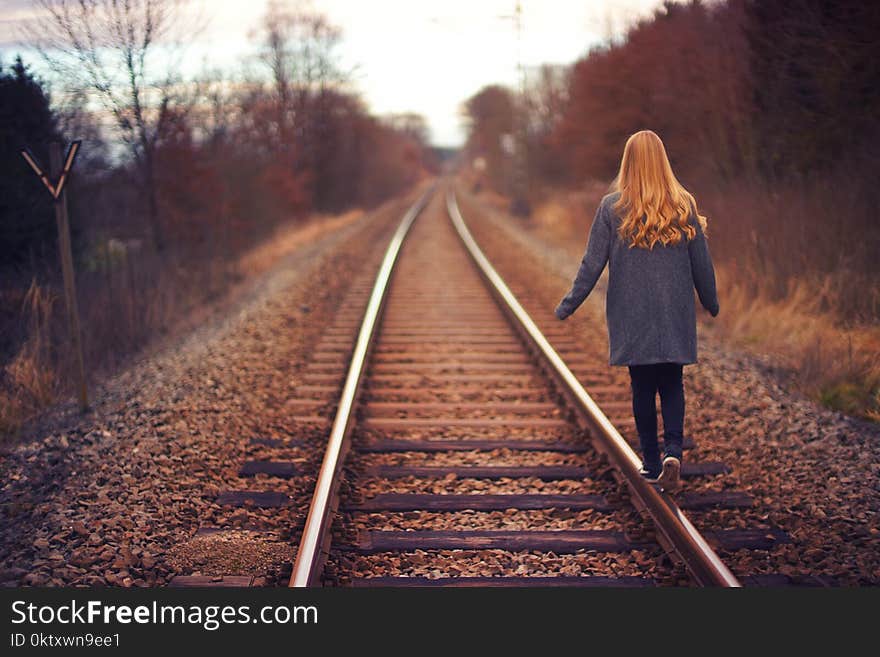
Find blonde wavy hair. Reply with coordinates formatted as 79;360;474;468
612;130;708;249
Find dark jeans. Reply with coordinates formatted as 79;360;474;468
628;363;685;466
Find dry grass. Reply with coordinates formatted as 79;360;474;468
716;271;880;420
0;281;59;437
510;187;880;422
0;209;367;442
238;208;363;277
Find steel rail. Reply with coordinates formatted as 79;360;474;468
446;189;741;587
290;187;434;587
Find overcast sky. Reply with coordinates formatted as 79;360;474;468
0;0;665;146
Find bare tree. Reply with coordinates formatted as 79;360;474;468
255;0;346;206
386;113;431;146
522;64;570;184
22;0;199;252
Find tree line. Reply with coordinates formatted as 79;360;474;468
0;0;435;436
2;0;434;268
464;0;880;321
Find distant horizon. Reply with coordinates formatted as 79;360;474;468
0;0;665;147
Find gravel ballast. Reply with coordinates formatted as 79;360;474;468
457;189;880;585
0;194;415;587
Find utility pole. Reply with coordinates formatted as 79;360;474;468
21;141;89;412
503;1;531;216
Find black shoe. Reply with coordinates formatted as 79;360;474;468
657;456;681;491
639;463;661;483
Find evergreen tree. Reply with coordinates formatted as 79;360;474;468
0;56;62;268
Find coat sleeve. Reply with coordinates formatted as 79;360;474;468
687;217;720;316
555;202;612;320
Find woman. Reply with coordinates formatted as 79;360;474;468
555;130;719;491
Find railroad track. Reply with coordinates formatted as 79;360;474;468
167;184;789;588
271;185;792;588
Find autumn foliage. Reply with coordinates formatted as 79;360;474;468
465;0;880;322
462;0;880;418
0;3;435;437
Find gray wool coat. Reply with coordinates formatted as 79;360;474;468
555;192;719;366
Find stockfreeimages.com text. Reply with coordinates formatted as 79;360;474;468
11;600;317;631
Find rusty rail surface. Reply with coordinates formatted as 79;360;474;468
446;189;741;588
